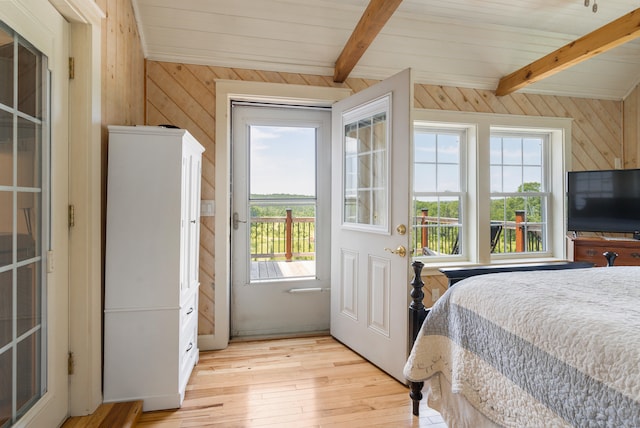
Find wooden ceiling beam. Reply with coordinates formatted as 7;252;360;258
495;7;640;96
333;0;403;83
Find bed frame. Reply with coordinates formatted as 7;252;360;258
407;260;595;416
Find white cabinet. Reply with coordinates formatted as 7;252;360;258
103;126;204;411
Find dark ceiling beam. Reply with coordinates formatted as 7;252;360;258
496;7;640;96
333;0;403;83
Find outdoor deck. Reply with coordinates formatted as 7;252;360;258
251;260;316;280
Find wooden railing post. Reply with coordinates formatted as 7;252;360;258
515;210;525;252
421;209;429;251
285;209;293;261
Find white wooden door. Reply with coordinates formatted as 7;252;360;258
330;69;413;382
231;105;331;337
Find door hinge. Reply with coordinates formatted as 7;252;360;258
68;204;75;228
68;57;75;79
68;352;74;375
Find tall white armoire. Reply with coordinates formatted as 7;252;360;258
104;125;204;411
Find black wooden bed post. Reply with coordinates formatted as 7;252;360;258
408;260;427;416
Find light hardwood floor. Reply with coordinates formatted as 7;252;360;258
137;336;445;427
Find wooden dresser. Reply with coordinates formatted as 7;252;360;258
569;237;640;267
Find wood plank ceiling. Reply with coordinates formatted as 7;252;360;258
132;0;640;99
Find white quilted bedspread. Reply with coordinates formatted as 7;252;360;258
404;266;640;427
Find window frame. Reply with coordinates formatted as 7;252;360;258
489;129;551;258
413;124;468;260
413;110;571;267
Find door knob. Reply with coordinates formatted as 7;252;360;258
384;245;407;258
396;224;407;235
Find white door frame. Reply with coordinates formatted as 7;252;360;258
63;0;105;417
207;81;351;350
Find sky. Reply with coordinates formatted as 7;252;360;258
249;125;316;196
249;125;545;197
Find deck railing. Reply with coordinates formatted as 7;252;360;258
249;209;543;261
412;209;543;256
251;209;315;261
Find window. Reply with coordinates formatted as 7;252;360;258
490;131;548;254
413;111;570;264
413;127;465;257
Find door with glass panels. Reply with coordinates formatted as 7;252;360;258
330;69;412;382
0;23;46;427
0;6;68;426
231;105;331;337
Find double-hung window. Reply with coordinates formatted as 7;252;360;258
490;131;549;255
413;126;465;258
413;111;570;264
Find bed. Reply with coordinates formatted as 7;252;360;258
404;265;640;427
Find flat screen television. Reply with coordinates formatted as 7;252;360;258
567;168;640;234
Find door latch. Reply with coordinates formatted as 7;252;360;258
232;212;246;230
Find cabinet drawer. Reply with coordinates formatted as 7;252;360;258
179;325;198;387
180;293;197;331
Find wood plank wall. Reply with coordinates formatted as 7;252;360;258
96;0;145;131
624;84;640;168
145;61;625;331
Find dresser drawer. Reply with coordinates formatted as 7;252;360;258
571;238;640;267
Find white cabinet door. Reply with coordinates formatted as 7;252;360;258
330;69;413;382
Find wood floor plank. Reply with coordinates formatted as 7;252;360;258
137;336;443;427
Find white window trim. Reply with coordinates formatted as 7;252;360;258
414;109;572;269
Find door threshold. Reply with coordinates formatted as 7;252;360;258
230;330;330;343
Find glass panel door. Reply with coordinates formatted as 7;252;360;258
231;104;331;337
0;22;47;428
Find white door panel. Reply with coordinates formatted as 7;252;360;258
331;69;413;382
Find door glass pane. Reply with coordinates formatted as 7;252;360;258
0;109;12;186
16;330;40;416
17;262;39;337
248;125;317;281
249;126;315;197
17;119;40;188
0;191;12;269
0;270;11;348
17;44;40;119
249;203;316;281
0;27;13;108
342;98;389;231
0;349;11;426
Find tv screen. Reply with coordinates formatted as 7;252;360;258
567;168;640;233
